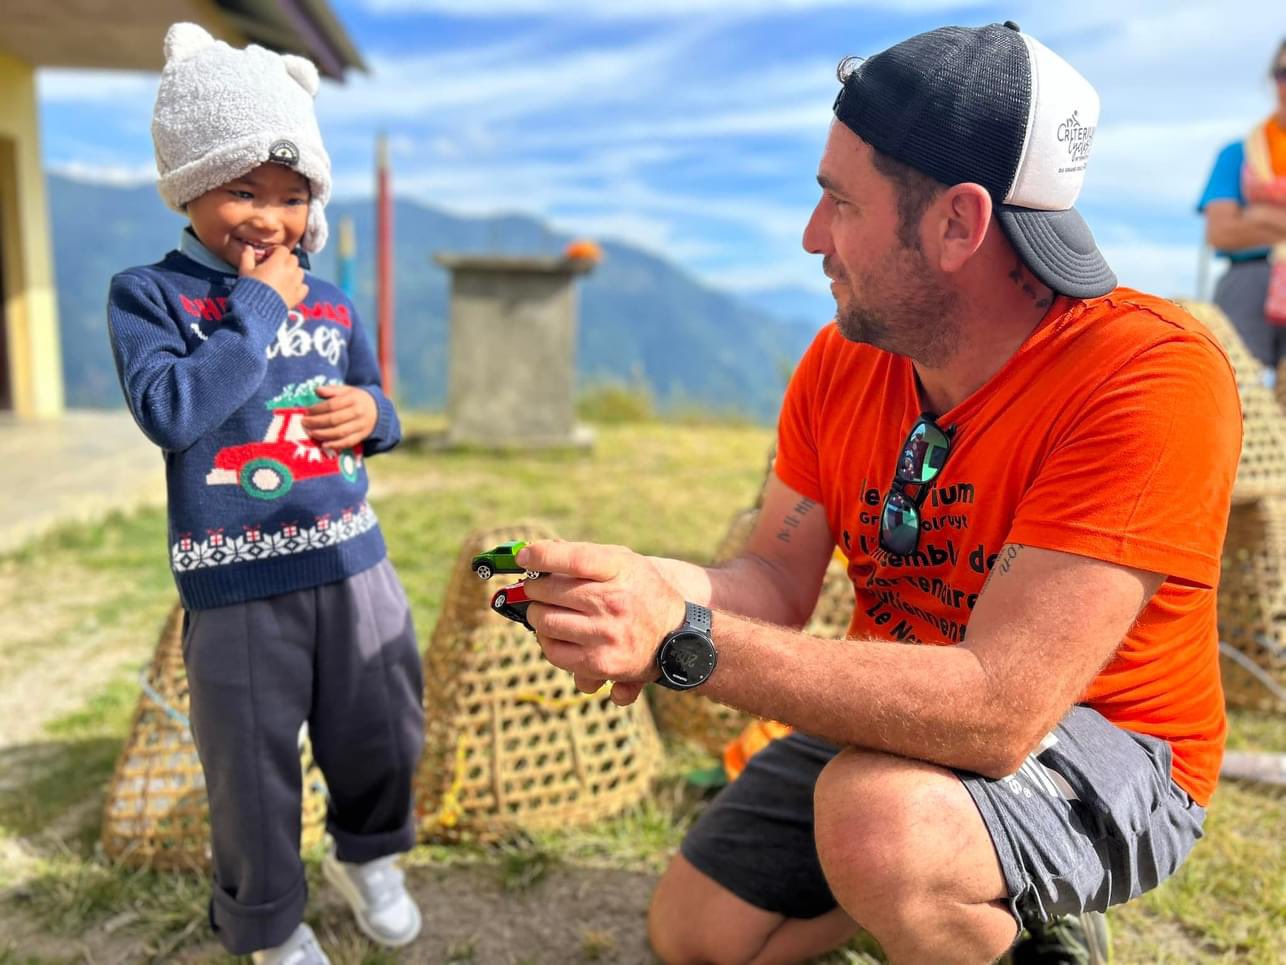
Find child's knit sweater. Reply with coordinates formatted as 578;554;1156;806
107;232;400;609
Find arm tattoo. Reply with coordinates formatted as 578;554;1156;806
776;498;817;543
997;543;1023;575
980;543;1025;593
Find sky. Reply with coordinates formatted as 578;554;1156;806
34;0;1285;304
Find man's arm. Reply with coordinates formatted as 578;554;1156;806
520;538;1162;778
699;543;1162;776
552;475;834;703
646;475;835;628
1204;199;1286;250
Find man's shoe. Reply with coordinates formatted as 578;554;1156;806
250;923;331;965
1011;911;1111;965
322;846;422;948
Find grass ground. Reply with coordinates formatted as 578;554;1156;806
0;416;1281;963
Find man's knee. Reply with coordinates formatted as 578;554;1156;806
648;853;779;965
815;748;927;885
813;747;1001;913
647;875;696;965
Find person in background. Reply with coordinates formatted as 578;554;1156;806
1198;39;1286;380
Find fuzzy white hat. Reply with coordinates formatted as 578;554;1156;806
152;23;331;252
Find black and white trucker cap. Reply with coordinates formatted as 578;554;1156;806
833;21;1116;298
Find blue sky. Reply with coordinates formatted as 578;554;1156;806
35;0;1284;303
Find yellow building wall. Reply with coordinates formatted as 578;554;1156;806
0;52;64;418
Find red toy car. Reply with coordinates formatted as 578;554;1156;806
205;406;361;500
490;580;534;632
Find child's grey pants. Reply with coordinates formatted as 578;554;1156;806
181;558;424;955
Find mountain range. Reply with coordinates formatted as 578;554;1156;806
50;174;832;422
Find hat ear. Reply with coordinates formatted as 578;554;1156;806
282;54;320;97
163;23;216;63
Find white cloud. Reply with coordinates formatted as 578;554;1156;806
705;233;1209;305
319;28;699;123
34;2;1279;307
1099;238;1205;302
47;160;157;186
36;69;155;103
960;0;1284;215
579;102;832;143
1014;0;1282;125
360;0;966;18
703;256;829;295
318;44;838;166
1089;118;1260;209
335;145;812;240
550;210;724;262
702;235;1209;307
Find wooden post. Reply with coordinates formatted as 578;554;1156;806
376;134;394;396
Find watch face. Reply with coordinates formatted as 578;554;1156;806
660;632;716;688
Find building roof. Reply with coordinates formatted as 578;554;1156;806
0;0;364;79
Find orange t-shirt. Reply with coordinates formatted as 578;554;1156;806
775;289;1241;805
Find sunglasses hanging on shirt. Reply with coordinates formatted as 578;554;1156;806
879;415;956;556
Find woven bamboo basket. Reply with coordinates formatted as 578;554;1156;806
101;604;329;871
1175;300;1286;710
1177;300;1286;503
1219;499;1286;711
415;523;664;842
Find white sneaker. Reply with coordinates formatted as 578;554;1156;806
322;846;422;948
251;923;330;965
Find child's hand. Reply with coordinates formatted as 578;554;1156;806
302;385;379;451
240;245;309;310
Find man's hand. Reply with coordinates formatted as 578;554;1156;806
240;245;309;309
302;385;378;450
518;541;687;706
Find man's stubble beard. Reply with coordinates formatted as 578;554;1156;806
833;244;961;369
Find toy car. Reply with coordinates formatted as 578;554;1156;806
490;580;534;632
471;540;543;580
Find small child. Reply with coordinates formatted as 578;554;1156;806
107;24;424;963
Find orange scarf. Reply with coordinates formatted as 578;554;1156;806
1244;116;1286;323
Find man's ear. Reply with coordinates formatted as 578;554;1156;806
933;183;992;273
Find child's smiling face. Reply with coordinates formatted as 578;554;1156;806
187;162;310;267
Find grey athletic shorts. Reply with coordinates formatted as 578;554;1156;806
680;705;1206;928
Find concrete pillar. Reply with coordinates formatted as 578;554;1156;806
436;253;594;449
0;53;64;418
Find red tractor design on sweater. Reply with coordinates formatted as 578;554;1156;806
205;378;362;501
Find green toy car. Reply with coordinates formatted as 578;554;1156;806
471;540;531;580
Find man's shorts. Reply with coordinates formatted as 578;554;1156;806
680;706;1207;928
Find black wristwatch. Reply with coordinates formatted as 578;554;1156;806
655;602;718;691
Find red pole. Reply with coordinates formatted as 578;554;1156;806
376;133;395;396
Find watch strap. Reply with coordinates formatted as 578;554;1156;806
684;601;712;634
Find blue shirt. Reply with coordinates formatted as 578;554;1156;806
107;233;400;609
1198;140;1270;261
